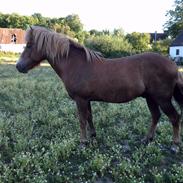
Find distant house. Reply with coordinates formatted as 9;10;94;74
0;28;26;53
150;32;168;43
169;31;183;60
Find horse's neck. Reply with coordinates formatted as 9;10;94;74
47;59;64;78
47;48;86;81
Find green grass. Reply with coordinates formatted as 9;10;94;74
0;64;183;183
0;51;20;63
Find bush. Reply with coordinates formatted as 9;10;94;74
0;51;20;58
85;35;133;58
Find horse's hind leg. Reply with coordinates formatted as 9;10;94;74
159;100;181;145
143;97;161;143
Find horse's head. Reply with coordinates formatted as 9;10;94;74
16;27;46;73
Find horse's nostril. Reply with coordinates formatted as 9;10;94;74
16;63;27;73
16;63;21;71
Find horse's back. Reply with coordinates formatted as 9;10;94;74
67;52;178;103
102;52;178;101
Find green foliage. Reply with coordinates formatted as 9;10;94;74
85;34;133;57
89;29;106;36
151;38;172;56
0;12;169;55
165;0;183;38
1;63;183;182
0;51;19;63
113;28;125;37
126;32;151;53
64;14;83;33
0;12;29;30
0;51;19;58
0;12;84;43
31;13;49;27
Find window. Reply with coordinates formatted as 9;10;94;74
176;49;180;56
11;34;17;44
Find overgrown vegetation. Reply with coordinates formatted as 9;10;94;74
1;64;183;183
164;0;183;38
1;0;183;57
85;34;133;58
0;12;171;56
0;52;20;63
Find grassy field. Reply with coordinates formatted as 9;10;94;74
1;64;183;183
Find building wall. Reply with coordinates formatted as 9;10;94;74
169;46;183;58
0;44;25;53
0;28;25;44
0;28;26;53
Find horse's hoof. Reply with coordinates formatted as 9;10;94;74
79;141;88;149
87;131;96;139
141;137;153;145
79;143;86;149
90;132;96;138
170;144;180;154
91;138;98;146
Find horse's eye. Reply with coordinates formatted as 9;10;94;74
26;43;32;48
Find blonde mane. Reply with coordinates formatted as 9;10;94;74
25;26;103;62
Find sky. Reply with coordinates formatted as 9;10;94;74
0;0;175;33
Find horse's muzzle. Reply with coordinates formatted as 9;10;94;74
16;62;28;73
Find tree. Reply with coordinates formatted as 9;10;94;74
0;13;9;27
165;0;183;38
0;13;29;29
126;32;151;53
65;14;83;33
113;28;125;37
89;29;101;36
89;29;110;36
0;12;87;43
31;13;49;27
64;14;86;42
85;34;132;57
151;38;172;56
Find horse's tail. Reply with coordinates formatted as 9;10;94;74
174;72;183;119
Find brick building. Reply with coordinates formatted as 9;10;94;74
0;28;26;52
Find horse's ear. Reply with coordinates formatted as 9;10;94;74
30;26;33;30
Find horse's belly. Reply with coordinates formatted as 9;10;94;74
90;87;143;103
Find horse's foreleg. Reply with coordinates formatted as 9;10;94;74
87;102;96;138
76;98;91;145
143;97;161;143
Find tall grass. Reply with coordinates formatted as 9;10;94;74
0;64;183;183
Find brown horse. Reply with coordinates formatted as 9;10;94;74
16;26;183;150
